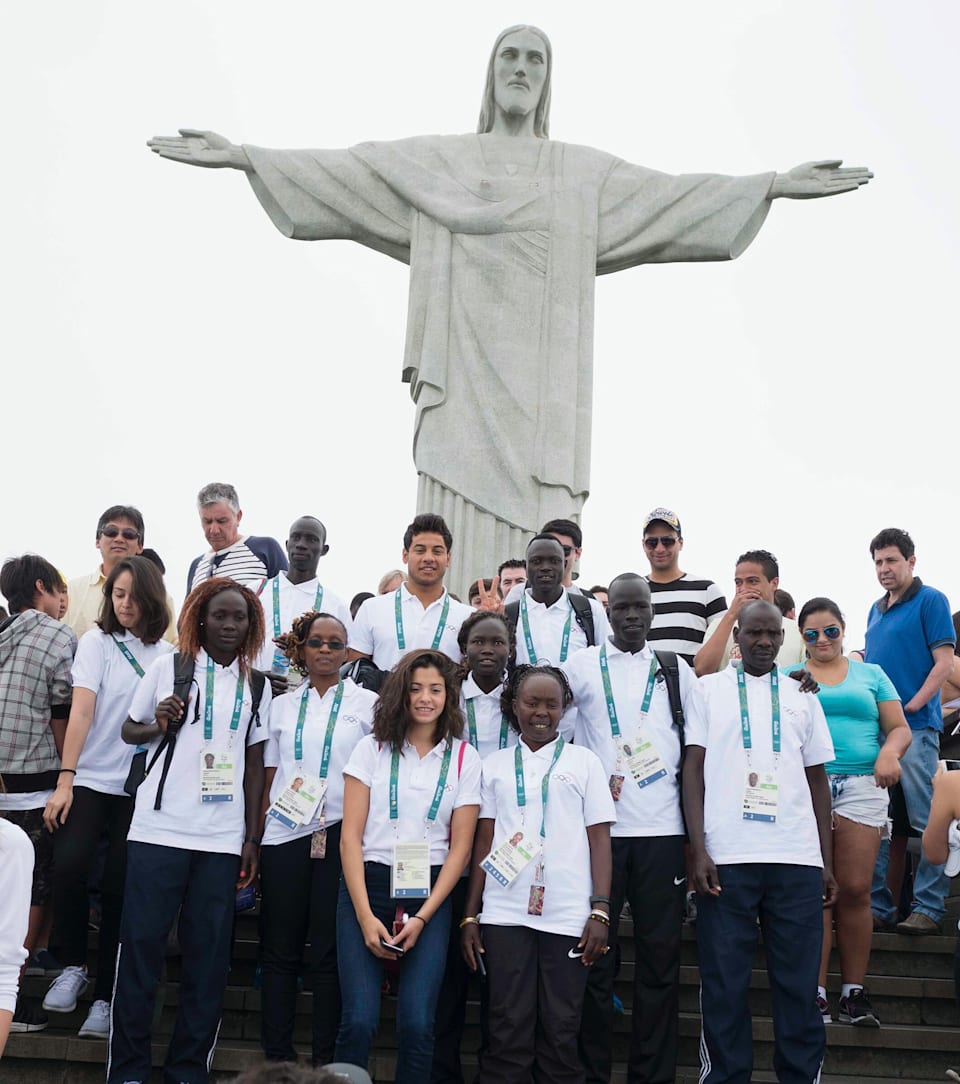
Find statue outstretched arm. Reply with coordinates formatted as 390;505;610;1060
147;129;252;171
770;160;872;199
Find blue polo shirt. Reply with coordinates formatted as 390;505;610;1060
864;578;954;732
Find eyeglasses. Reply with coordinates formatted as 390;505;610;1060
643;536;677;550
559;545;573;557
305;638;346;651
100;526;140;541
802;626;842;644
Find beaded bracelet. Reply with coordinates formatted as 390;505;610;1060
589;910;611;926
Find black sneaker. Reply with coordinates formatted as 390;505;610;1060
839;986;879;1027
9;996;48;1033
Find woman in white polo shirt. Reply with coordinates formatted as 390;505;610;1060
461;664;615;1084
42;556;173;1038
336;648;481;1084
258;611;376;1066
107;578;270;1084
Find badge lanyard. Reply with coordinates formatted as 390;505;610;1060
204;655;245;747
294;681;343;780
273;576;323;640
113;636;147;752
520;592;572;664
465;697;509;752
112;635;145;678
736;663;781;768
389;741;453;837
514;737;565;840
598;645;657;740
394;589;451;651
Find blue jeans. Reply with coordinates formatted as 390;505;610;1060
871;726;949;923
335;862;451;1084
697;863;824;1084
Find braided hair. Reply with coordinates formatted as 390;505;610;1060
500;663;573;733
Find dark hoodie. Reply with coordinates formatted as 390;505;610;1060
0;610;76;791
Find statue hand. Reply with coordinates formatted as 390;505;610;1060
771;160;872;199
147;129;250;170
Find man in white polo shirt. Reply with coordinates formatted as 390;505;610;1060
565;573;702;1084
186;482;287;593
507;535;609;669
348;514;472;670
255;515;352;681
683;600;836;1084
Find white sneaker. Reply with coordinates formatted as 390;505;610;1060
78;998;110;1038
42;965;89;1012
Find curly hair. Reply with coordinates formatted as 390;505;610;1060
278;610;349;675
500;664;573;734
457;609;516;674
177;578;265;676
373;649;464;752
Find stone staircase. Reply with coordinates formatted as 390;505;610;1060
8;894;958;1082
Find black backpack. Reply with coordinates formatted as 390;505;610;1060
504;592;597;651
125;653;266;808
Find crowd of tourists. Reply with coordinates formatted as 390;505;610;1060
1;481;959;1084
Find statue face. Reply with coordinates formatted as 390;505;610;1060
493;29;547;121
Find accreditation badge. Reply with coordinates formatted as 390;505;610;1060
622;736;668;788
200;750;235;802
742;769;778;822
608;773;626;801
391;841;431;898
480;832;537;888
266;773;325;830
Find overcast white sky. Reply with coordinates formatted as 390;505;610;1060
4;0;957;647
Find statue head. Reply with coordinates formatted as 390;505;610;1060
477;24;552;138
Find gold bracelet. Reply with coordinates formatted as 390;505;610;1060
459;916;479;928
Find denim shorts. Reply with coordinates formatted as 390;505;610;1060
828;773;889;829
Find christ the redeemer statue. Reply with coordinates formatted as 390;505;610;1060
149;24;871;588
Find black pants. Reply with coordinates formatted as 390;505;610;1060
579;834;686;1084
259;822;343;1065
430;875;471;1084
479;925;588;1084
107;842;239;1084
50;786;132;1001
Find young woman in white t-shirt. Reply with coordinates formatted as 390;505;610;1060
41;557;173;1038
258;611;376;1066
0;804;34;1056
336;648;481;1084
461;664;615;1084
108;578;270;1084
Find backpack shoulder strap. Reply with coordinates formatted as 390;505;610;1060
654;649;685;748
504;601;520;631
569;593;596;647
248;669;266;732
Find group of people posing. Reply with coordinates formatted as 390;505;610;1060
1;482;958;1084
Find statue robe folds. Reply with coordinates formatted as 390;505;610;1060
243;136;773;581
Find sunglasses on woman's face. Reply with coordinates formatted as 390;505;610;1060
305;638;346;651
802;626;842;644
